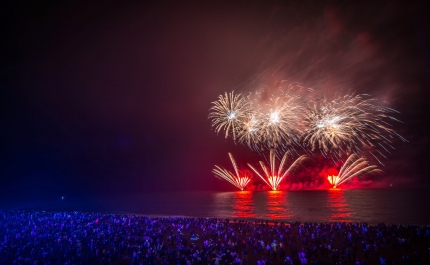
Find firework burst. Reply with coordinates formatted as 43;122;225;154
213;153;251;190
302;93;406;162
235;87;305;153
248;150;308;190
328;154;382;188
236;112;264;151
209;83;309;153
209;91;249;140
259;92;304;151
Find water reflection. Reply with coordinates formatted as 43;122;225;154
213;190;354;222
126;189;430;224
327;188;352;222
265;191;291;220
232;191;256;219
215;191;293;220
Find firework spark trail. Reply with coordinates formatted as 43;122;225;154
327;154;382;188
209;91;249;140
247;150;308;190
213;153;251;190
302;93;405;161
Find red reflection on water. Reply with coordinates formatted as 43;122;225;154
233;191;256;219
266;191;291;220
328;189;352;222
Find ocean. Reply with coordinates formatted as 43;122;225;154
3;188;429;225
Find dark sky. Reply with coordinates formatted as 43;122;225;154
1;0;429;202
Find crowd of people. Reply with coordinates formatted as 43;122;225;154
0;210;429;265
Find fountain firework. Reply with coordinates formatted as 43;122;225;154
247;150;308;190
328;154;382;188
213;153;251;190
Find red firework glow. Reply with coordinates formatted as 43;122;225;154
327;175;341;188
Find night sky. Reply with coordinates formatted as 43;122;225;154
1;1;429;204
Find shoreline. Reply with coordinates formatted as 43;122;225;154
2;208;430;227
2;188;430;225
